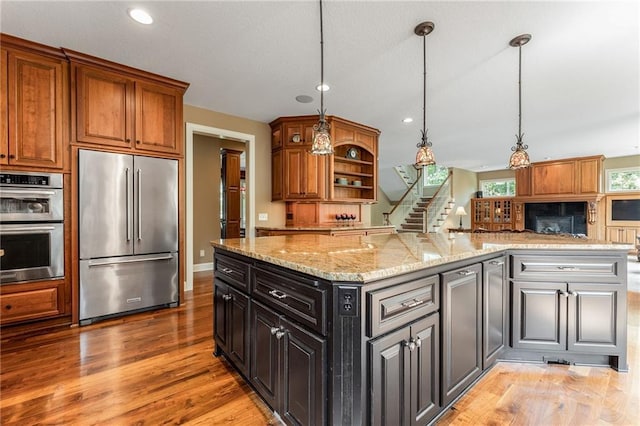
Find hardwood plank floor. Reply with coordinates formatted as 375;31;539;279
1;261;639;425
1;271;279;425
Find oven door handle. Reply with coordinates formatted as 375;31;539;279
87;255;173;267
0;189;56;197
0;226;56;234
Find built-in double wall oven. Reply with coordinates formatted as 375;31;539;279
0;171;64;284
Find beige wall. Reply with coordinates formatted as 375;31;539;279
371;189;393;226
447;168;478;230
184;104;287;237
192;135;246;265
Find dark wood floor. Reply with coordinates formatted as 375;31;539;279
1;265;639;425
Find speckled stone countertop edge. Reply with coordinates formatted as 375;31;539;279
211;234;632;283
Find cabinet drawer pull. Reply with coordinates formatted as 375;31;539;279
557;266;578;271
457;270;474;276
401;299;424;308
221;267;234;274
268;289;287;300
222;294;233;301
489;261;504;266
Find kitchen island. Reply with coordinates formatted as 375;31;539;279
211;232;630;425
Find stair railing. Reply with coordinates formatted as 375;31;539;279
421;170;453;232
383;167;423;227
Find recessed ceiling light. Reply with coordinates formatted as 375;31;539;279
128;8;153;25
295;95;314;104
402;117;413;123
316;83;330;92
544;156;551;160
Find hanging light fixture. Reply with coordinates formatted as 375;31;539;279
508;34;532;169
414;21;436;168
310;0;333;155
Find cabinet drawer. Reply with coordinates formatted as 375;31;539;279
366;274;439;338
215;251;251;292
511;255;621;281
0;287;60;324
253;265;327;335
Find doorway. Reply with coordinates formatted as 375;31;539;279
220;149;245;239
185;123;255;291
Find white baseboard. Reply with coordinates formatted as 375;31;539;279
193;262;213;272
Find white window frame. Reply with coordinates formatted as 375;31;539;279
606;166;640;192
478;178;516;197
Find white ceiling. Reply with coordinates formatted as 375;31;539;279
2;1;639;174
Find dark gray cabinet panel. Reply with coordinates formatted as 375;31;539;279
370;326;411;426
250;300;326;426
441;263;482;406
214;281;250;376
280;317;326;426
512;281;567;351
482;257;507;369
369;314;439;426
410;315;440;426
567;283;623;353
250;300;281;410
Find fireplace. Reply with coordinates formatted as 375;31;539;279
525;202;587;236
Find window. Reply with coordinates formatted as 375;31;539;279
606;167;640;192
479;178;516;197
423;164;449;186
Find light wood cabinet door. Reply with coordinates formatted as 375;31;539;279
74;65;133;148
606;226;639;244
134;81;183;155
532;160;576;196
1;48;7;165
284;148;325;200
5;49;65;168
578;157;601;194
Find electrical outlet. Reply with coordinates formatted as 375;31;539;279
199;249;205;257
258;213;268;221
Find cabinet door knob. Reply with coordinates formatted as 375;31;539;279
8;154;15;159
5;304;12;310
404;340;416;351
222;294;233;301
126;138;131;142
136;140;140;144
559;290;569;297
275;330;286;340
0;154;6;158
270;326;280;335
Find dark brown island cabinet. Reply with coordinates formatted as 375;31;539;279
212;238;628;426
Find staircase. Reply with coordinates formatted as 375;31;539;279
399;197;454;233
385;169;454;233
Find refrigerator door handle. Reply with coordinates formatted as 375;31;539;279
87;254;174;267
137;168;142;241
126;167;131;241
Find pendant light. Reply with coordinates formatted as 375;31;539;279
310;0;333;155
414;21;436;168
508;34;532;169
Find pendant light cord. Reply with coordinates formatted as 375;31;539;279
422;33;427;142
517;44;522;140
319;0;325;117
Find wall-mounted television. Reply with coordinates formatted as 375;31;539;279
606;194;640;226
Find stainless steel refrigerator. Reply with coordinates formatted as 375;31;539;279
78;149;179;324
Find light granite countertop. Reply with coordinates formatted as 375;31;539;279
255;225;396;231
211;233;632;282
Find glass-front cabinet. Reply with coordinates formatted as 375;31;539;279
471;198;515;231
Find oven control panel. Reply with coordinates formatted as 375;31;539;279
0;173;50;186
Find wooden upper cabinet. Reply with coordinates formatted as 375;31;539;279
74;65;133;148
269;115;379;203
516;155;603;198
1;36;67;170
531;160;576;195
1;48;7;165
283;148;326;200
135;81;183;154
66;49;189;156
